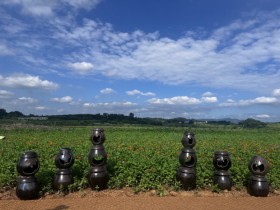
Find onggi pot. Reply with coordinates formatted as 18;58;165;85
16;151;40;200
181;132;196;148
88;165;109;190
179;148;197;168
247;156;269;197
90;128;106;145
176;167;196;190
16;176;39;200
55;148;74;169
53;148;75;190
88;145;107;166
17;151;40;176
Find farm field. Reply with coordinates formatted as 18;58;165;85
0;124;280;196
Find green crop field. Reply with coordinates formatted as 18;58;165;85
0;124;279;196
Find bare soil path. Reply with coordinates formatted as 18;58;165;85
1;189;279;210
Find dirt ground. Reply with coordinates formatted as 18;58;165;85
0;189;279;210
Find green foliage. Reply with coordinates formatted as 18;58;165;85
239;118;267;128
0;125;279;195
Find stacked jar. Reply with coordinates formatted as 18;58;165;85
213;151;232;190
16;151;40;200
247;156;269;197
176;132;197;190
88;128;109;190
53;148;75;190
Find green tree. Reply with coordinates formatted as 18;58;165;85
239;118;266;128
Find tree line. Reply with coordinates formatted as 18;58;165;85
0;108;268;127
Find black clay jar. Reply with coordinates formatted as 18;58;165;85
181;132;196;148
88;145;107;166
213;151;232;190
16;176;39;200
55;148;74;169
53;169;74;190
176;167;196;190
247;175;269;197
88;165;109;190
90;128;105;145
179;148;197;168
213;151;231;171
247;156;269;197
17;151;40;176
53;148;75;190
16;151;40;200
248;156;269;176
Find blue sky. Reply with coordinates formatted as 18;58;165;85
1;0;280;121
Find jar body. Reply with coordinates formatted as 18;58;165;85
213;171;232;190
247;176;269;197
16;176;39;200
53;169;74;190
176;167;196;190
88;166;109;190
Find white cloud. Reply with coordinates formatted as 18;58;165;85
69;62;94;74
126;89;155;96
147;96;201;105
83;101;136;108
2;6;280;94
0;90;14;98
64;0;102;10
273;88;280;96
201;96;218;103
202;92;214;97
0;74;58;90
0;0;102;16
256;114;270;119
100;88;115;94
18;97;38;103
51;96;73;103
49;10;280;93
35;106;48;110
219;96;278;107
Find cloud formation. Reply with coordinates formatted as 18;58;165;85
100;88;115;94
51;96;73;103
126;89;155;96
219;96;278;107
0;90;14;98
69;62;94;74
0;74;59;90
0;0;102;16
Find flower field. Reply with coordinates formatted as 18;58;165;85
0;125;279;195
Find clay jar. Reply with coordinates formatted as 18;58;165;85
248;156;269;176
90;128;105;145
213;151;231;171
179;148;197;168
16;151;40;200
181;132;196;148
53;148;74;190
88;145;107;166
247;156;269;197
176;167;196;190
55;148;74;169
212;151;232;190
88;165;109;190
17;151;40;176
16;176;39;200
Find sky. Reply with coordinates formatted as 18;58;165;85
0;0;280;122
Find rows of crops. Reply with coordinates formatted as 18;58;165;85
0;125;279;195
